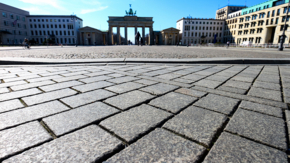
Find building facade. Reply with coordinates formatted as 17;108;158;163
225;0;290;44
176;18;224;44
216;5;247;20
0;2;29;44
27;15;83;45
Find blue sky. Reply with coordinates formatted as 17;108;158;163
3;0;267;42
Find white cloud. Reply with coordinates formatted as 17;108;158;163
80;6;108;14
81;0;101;5
21;6;52;14
19;0;65;10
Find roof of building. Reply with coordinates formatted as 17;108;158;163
27;15;83;21
177;17;225;23
218;5;247;10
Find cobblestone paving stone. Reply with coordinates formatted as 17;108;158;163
0;64;289;162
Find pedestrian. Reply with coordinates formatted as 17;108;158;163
227;41;230;49
141;38;143;46
24;38;29;49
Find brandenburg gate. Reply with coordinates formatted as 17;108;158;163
108;5;154;45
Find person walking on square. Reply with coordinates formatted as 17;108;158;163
227;41;230;49
141;38;143;46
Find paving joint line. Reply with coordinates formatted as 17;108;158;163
245;66;265;95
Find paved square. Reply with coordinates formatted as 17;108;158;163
149;92;197;113
0;64;288;162
100;104;172;143
194;94;240;115
163;106;227;146
225;108;287;150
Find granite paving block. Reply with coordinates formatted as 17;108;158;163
107;76;139;84
40;81;83;92
0;88;41;102
85;71;113;77
0;99;24;113
194;71;215;76
149;92;197;113
0;101;69;130
0;88;9;94
72;81;114;92
182;74;205;81
52;75;88;83
217;86;247;94
256;75;280;84
140;83;179;95
286;111;290;142
10;80;55;91
194;79;222;89
43;102;119;136
27;75;63;83
194;94;240;115
107;73;125;78
0;74;17;80
253;81;280;91
283;88;290;97
60;71;90;77
175;88;207;97
203;132;287;163
134;79;158;85
193;86;287;109
22;88;77;106
105;90;155;110
39;70;70;77
225;108;287;150
100;104;172;143
0;121;52;160
155;74;182;80
173;78;194;84
79;75;113;83
105;128;206;163
3;75;40;83
61;89;115;108
3;125;122;163
240;101;283;118
248;87;282;101
231;76;255;83
223;80;252;90
163;106;227;146
106;82;144;94
0;80;27;88
205;75;230;82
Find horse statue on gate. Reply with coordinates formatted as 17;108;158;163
135;31;141;46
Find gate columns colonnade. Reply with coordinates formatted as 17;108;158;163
108;16;154;45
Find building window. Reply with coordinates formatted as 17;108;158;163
56;31;58;35
266;19;269;25
267;11;270;18
50;19;52;22
42;19;44;22
24;24;26;29
35;31;38;35
72;31;74;35
38;19;40;22
63;25;66;28
43;31;46;35
2;12;7;17
60;31;62;35
272;10;275;17
43;24;45;28
34;24;37;28
38;24;41;28
68;31;70;35
51;24;53;28
54;19;57;22
59;24;61;28
31;31;34;35
271;18;274;24
275;18;279;24
46;19;48;22
282;16;290;22
55;24;57;28
17;23;21;28
280;25;289;31
64;31;66;35
58;19;61;22
277;9;280;16
48;31;50;35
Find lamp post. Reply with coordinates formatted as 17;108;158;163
279;1;290;51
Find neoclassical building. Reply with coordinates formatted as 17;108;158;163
79;26;107;45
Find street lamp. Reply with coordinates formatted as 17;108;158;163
279;1;290;51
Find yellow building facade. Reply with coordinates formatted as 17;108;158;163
225;2;290;44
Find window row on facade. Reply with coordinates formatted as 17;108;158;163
184;32;222;37
2;12;25;21
184;26;223;31
29;24;74;29
184;21;223;25
31;37;76;44
29;18;72;23
3;21;27;28
30;30;75;36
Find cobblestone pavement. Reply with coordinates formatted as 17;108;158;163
0;64;289;162
1;46;290;59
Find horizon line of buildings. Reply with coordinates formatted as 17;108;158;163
1;0;290;45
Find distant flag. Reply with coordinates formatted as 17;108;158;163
13;19;17;26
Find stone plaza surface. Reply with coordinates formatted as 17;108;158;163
0;63;289;162
1;46;290;59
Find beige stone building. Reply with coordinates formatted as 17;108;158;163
79;26;107;45
216;5;247;20
160;28;180;45
225;0;290;44
0;2;29;44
